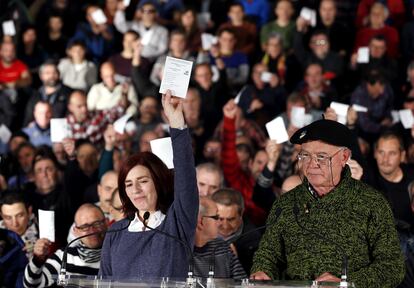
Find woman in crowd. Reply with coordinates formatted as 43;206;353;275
99;90;199;279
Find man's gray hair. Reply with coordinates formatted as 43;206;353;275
196;162;224;188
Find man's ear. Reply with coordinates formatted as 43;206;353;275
196;215;203;231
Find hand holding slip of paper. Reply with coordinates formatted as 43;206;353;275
159;56;193;98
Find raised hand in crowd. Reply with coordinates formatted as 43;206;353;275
265;140;281;172
132;40;143;66
296;16;310;33
347;108;358;127
103;124;116;151
347;158;364;180
62;138;76;160
161;90;185;128
223;99;238;119
33;238;53;264
210;44;225;70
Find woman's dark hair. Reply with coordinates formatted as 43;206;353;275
118;152;174;218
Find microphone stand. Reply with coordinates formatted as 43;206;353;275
58;215;134;286
142;212;197;288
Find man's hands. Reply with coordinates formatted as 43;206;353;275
62;138;76;160
103;124;116;151
33;238;52;264
266;140;281;172
161;90;185;129
223;99;238;119
250;271;271;280
315;272;341;283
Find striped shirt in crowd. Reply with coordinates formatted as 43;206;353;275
23;242;101;288
193;238;247;280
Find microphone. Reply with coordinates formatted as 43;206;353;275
141;211;197;287
58;214;134;285
292;193;349;287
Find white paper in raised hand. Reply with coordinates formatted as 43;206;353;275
201;33;217;51
330;102;349;125
357;47;369;63
300;7;317;27
159;56;193;98
399;109;414;129
91;9;107;25
141;30;154;46
265;117;289;144
0;124;12;143
391;110;400;124
150;137;174;169
2;20;16;36
290;106;306;128
260;72;272;83
113;114;132;134
123;0;131;7
234;86;246;105
352;104;368;112
50;118;72;142
39;210;55;242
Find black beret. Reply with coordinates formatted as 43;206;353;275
290;119;353;149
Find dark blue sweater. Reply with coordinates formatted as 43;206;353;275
99;128;198;279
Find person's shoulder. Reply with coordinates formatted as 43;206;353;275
346;178;389;205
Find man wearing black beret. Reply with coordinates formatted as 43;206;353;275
251;119;405;287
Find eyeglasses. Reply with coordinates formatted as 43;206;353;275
202;215;220;221
312;39;327;46
75;219;106;232
142;9;156;14
297;148;344;166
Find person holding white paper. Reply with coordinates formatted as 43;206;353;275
219;99;268;226
99;90;199;279
350;69;394;144
66;90;128;144
114;1;168;60
23;204;107;287
69;4;114;64
207;28;249;96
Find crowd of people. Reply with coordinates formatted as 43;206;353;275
1;0;414;287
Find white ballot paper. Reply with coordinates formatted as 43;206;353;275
290;106;306;128
352;104;368;112
0;124;12;143
265;117;289;144
150;137;174;169
123;0;131;7
113;114;132;134
399;109;414;129
51;118;72;142
234;86;246;105
39;210;55;242
260;72;272;83
201;33;218;51
300;7;317;27
2;20;16;36
357;47;370;63
391;110;400;124
330;102;349;124
91;9;107;25
159;56;193;98
141;30;154;46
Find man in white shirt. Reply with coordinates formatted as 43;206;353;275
113;1;168;61
87;62;138;115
